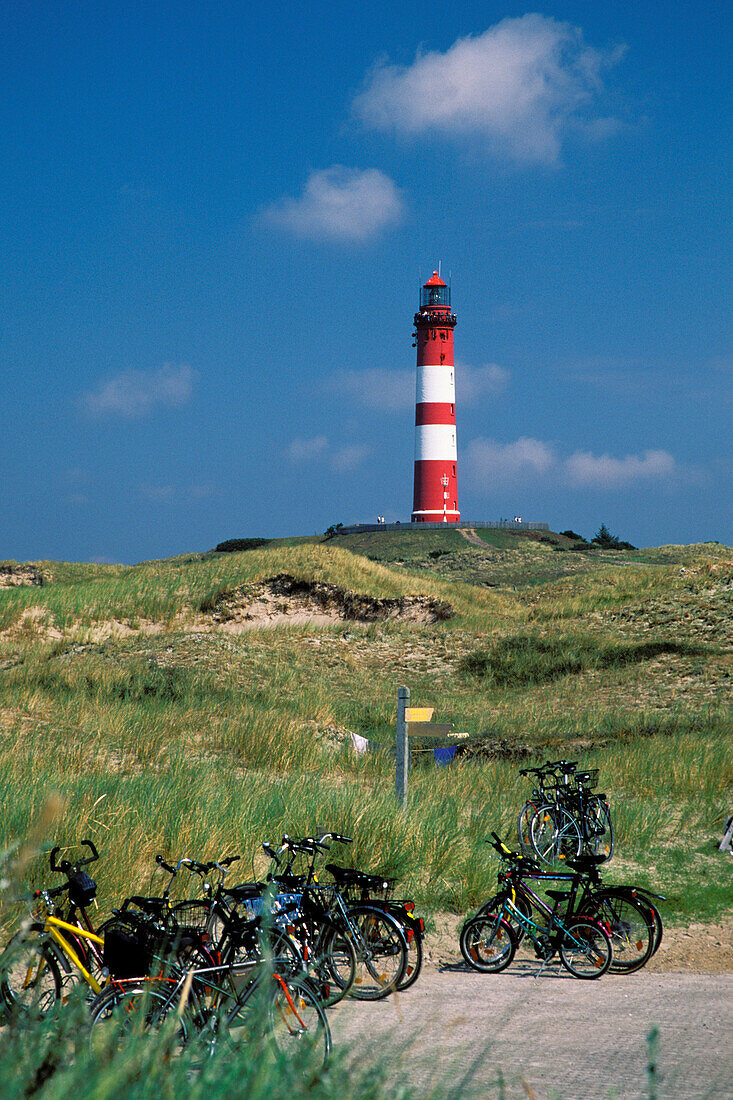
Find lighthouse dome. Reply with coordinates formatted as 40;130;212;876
420;271;450;310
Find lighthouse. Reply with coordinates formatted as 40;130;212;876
411;271;460;523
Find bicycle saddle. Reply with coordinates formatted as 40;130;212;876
566;855;607;870
221;882;265;902
123;895;167;917
324;864;393;891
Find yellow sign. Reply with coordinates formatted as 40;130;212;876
404;707;434;721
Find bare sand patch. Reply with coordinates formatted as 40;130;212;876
0;563;43;588
202;573;454;630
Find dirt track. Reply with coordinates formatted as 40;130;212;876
330;963;733;1099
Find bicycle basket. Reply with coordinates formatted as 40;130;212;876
172;901;212;937
68;871;97;908
103;916;162;979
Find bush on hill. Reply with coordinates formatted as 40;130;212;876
214;538;270;553
591;524;636;551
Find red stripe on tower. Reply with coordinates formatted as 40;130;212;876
411;271;460;523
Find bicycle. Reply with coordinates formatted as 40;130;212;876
519;761;614;864
0;840;106;1018
90;910;331;1072
262;835;409;1001
460;834;613;979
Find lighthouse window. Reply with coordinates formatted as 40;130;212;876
451;404;454;414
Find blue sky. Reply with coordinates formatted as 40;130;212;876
1;1;730;562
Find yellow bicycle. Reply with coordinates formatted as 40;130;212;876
1;841;105;1017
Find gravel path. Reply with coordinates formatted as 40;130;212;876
329;964;733;1099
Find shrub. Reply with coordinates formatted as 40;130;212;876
591;524;636;551
214;539;270;553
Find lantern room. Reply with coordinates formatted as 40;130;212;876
420;272;451;311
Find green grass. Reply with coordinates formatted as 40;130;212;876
459;634;716;688
0;539;730;933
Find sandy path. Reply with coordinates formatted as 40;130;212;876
329;964;733;1099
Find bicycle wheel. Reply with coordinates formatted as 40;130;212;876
346;905;407;1000
315;925;356;1006
559;917;612;979
88;981;190;1058
582;892;654;974
267;973;331;1073
460;915;517;973
530;805;583;864
397;929;423;991
641;898;664;955
477;892;530;944
0;928;63;1019
586;799;614;861
517;801;538;856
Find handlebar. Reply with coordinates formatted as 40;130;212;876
317;832;352;845
49;839;99;875
34;884;67;901
155;855;194;875
487;832;542;871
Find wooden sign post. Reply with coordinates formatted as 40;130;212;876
396;686;410;809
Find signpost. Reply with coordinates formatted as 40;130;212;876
396;686;409;809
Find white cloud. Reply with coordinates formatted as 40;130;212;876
466;436;557;485
331;368;415;410
458;362;510;402
330;361;509;411
287;435;329;462
83;364;195;418
465;436;678;489
353;15;621;164
331;444;370;472
564;449;676;487
264;167;403;241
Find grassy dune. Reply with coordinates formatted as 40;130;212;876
0;535;730;928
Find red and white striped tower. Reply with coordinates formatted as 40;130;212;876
411;271;460;523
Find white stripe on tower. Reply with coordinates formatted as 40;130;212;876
415;424;457;461
416;364;455;405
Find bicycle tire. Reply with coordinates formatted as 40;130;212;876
586;799;614;861
460;915;517;973
0;926;63;1019
397;928;423;991
346;905;408;1000
266;972;331;1072
316;925;356;1006
640;898;664;955
530;805;583;864
88;980;191;1057
582;892;654;974
517;801;538;856
559;917;612;979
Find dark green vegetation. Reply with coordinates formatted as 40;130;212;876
459;635;714;688
0;533;730;935
215;538;271;553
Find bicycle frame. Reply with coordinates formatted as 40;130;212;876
39;914;105;994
